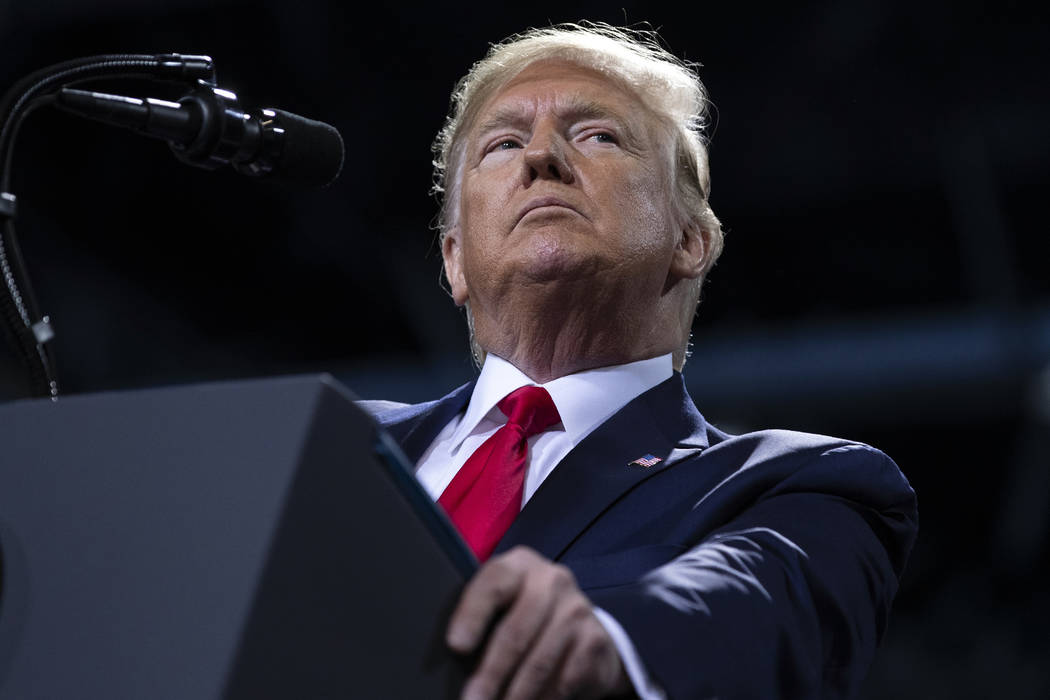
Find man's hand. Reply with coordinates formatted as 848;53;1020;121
447;546;632;700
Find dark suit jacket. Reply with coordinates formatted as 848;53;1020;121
365;372;918;699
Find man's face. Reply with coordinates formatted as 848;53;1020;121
443;60;689;326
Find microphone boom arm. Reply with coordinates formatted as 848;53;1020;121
0;54;223;399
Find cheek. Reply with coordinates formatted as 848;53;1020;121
458;177;509;281
461;170;511;233
615;171;677;256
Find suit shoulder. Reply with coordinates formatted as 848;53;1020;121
702;427;913;506
356;398;437;426
705;428;911;493
356;399;411;416
708;426;890;465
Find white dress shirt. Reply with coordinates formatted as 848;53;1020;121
415;353;671;700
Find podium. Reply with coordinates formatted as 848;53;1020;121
0;375;473;699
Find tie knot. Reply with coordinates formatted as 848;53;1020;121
497;386;561;438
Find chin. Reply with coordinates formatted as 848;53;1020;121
516;236;600;283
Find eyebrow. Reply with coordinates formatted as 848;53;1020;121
475;104;532;135
474;95;636;141
561;96;624;125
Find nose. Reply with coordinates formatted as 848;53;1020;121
522;124;574;185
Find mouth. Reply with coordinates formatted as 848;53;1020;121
517;196;583;223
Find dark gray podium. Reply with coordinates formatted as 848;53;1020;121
0;375;474;699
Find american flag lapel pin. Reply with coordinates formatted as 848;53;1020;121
629;453;662;468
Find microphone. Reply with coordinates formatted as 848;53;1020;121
53;83;344;187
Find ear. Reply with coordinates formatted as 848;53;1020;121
442;227;469;306
669;219;709;282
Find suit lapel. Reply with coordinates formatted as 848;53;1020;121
493;373;709;561
380;381;476;464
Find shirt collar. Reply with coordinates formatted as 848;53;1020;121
448;353;673;453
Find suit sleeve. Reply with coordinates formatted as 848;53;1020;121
585;443;918;700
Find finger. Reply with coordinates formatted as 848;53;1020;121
553;617;628;700
447;548;535;653
503;587;591;700
461;563;565;700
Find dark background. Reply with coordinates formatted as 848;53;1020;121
2;0;1048;696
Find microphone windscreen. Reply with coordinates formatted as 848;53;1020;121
270;109;345;187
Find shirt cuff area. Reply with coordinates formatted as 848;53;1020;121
592;606;667;700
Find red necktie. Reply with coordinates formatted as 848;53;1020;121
438;386;561;561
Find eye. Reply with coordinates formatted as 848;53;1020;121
488;138;522;152
578;130;619;147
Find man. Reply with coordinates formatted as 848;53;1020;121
366;23;917;699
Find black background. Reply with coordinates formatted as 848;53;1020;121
2;0;1048;696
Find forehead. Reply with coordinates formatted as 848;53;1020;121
472;59;651;129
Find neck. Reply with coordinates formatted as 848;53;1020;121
471;287;681;383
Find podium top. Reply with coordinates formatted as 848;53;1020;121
0;373;472;699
